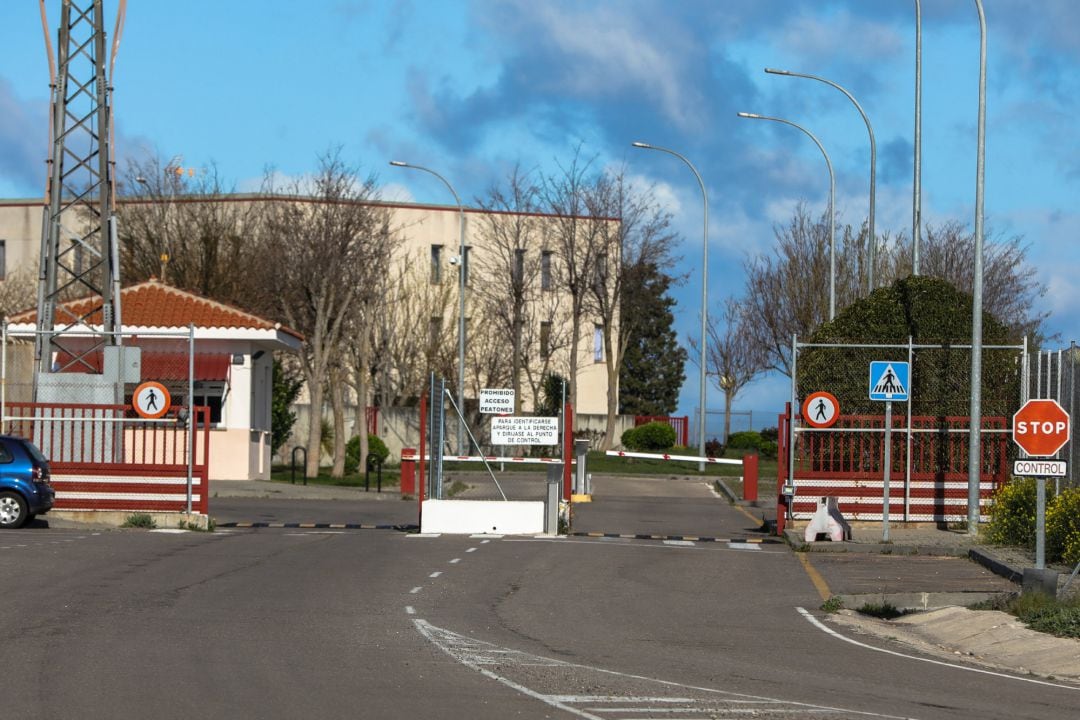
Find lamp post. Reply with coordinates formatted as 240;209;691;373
631;141;708;471
968;0;987;535
390;160;467;456
737;112;836;321
912;0;923;275
765;67;876;295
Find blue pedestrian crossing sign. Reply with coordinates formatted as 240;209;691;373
869;361;909;401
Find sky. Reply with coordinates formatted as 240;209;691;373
1;1;1078;436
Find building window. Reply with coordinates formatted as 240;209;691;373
540;321;552;359
513;248;525;285
0;239;6;281
430;245;443;284
594;251;608;288
191;381;226;425
541;251;552;290
593;324;604;363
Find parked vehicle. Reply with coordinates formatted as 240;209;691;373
0;435;54;529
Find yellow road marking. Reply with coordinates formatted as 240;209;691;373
733;504;764;528
797;553;832;602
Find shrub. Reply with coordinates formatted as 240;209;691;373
621;421;676;451
758;440;778;460
122;513;156;529
726;431;763;451
985;477;1037;548
704;438;724;458
344;434;391;474
760;427;779;443
1047;487;1080;564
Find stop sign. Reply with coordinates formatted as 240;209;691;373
1013;399;1071;457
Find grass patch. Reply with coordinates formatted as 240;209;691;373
821;596;845;613
856;601;909;620
122;513;156;529
971;592;1080;639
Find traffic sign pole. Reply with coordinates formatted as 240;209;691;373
883;401;892;542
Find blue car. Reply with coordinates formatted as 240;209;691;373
0;435;55;529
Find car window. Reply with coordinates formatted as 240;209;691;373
16;439;48;465
0;441;13;464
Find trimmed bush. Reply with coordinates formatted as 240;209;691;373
985;477;1037;548
1047;487;1080;565
345;434;391;474
726;431;763;451
704;438;724;458
621;421;676;451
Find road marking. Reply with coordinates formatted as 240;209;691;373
480;539;491;544
410;586;423;594
466;547;478;553
415;619;912;719
407;533;442;538
663;540;695;547
429;571;442;578
505;538;702;550
727;542;761;551
796;607;1080;691
449;558;461;564
405;606;416;615
797;553;833;602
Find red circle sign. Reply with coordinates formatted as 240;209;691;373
1013;399;1070;457
133;381;172;419
802;391;840;429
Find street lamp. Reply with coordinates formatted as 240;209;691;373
389;160;468;456
912;0;923;276
738;112;836;321
765;67;877;295
631;141;709;471
968;0;987;536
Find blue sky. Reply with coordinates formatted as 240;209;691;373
2;1;1078;434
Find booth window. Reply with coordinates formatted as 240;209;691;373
191;381;227;425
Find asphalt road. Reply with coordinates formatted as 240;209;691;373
2;478;1076;719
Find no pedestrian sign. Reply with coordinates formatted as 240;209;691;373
479;388;515;415
491;416;559;445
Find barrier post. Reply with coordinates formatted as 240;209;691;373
418;392;427;526
563;402;573;501
743;453;758;502
400;449;416;495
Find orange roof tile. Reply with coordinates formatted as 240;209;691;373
9;280;302;340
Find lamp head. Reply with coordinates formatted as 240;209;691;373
389;160;408;167
737;112;761;119
764;67;790;76
631;141;652;149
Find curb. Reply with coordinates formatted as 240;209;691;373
968;547;1024;583
217;522;418;531
569;531;783;544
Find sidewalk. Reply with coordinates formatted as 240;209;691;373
210;478;403;501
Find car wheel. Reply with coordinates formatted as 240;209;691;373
0;492;28;529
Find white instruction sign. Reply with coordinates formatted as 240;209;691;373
479;388;515;415
491;416;559;445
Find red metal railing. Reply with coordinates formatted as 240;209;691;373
634;415;689;447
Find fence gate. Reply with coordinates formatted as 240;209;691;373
2;327;211;514
781;336;1027;525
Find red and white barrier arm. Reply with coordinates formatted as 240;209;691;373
401;454;576;465
605;450;742;465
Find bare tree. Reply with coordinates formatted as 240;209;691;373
118;155;260;303
696;297;768;444
473;166;544;413
253;150;385;478
539;150;606;419
585;167;680;449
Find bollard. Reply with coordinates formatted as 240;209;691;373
365;454;383;492
545;463;563;534
291;446;307;486
400;449;417;495
742;453;758;502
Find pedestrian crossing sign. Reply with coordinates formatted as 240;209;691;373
869;361;909;401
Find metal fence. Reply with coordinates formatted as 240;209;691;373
1;326;211;513
1027;345;1080;490
783;336;1027;523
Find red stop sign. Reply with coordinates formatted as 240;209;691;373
1012;399;1071;457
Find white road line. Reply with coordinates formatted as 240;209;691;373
407;533;442;538
663;540;695;546
415;619;913;720
405;606;416;615
727;542;761;551
449;558;461;563
480;539;491;544
505;538;701;550
466;547;478;553
409;586;423;594
796;607;1080;691
429;571;442;578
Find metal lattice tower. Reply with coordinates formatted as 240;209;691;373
34;0;123;391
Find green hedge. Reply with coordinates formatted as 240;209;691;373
988;479;1080;564
344;434;390;474
621;421;676;451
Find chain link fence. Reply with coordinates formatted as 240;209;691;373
784;337;1027;522
1028;345;1080;490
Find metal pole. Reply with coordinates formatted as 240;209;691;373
390;161;467;455
912;0;922;275
631;142;708;470
187;323;194;514
967;0;987;535
883;401;892;542
737;113;835;320
766;67;876;294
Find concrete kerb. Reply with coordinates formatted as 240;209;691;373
49;510;212;530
